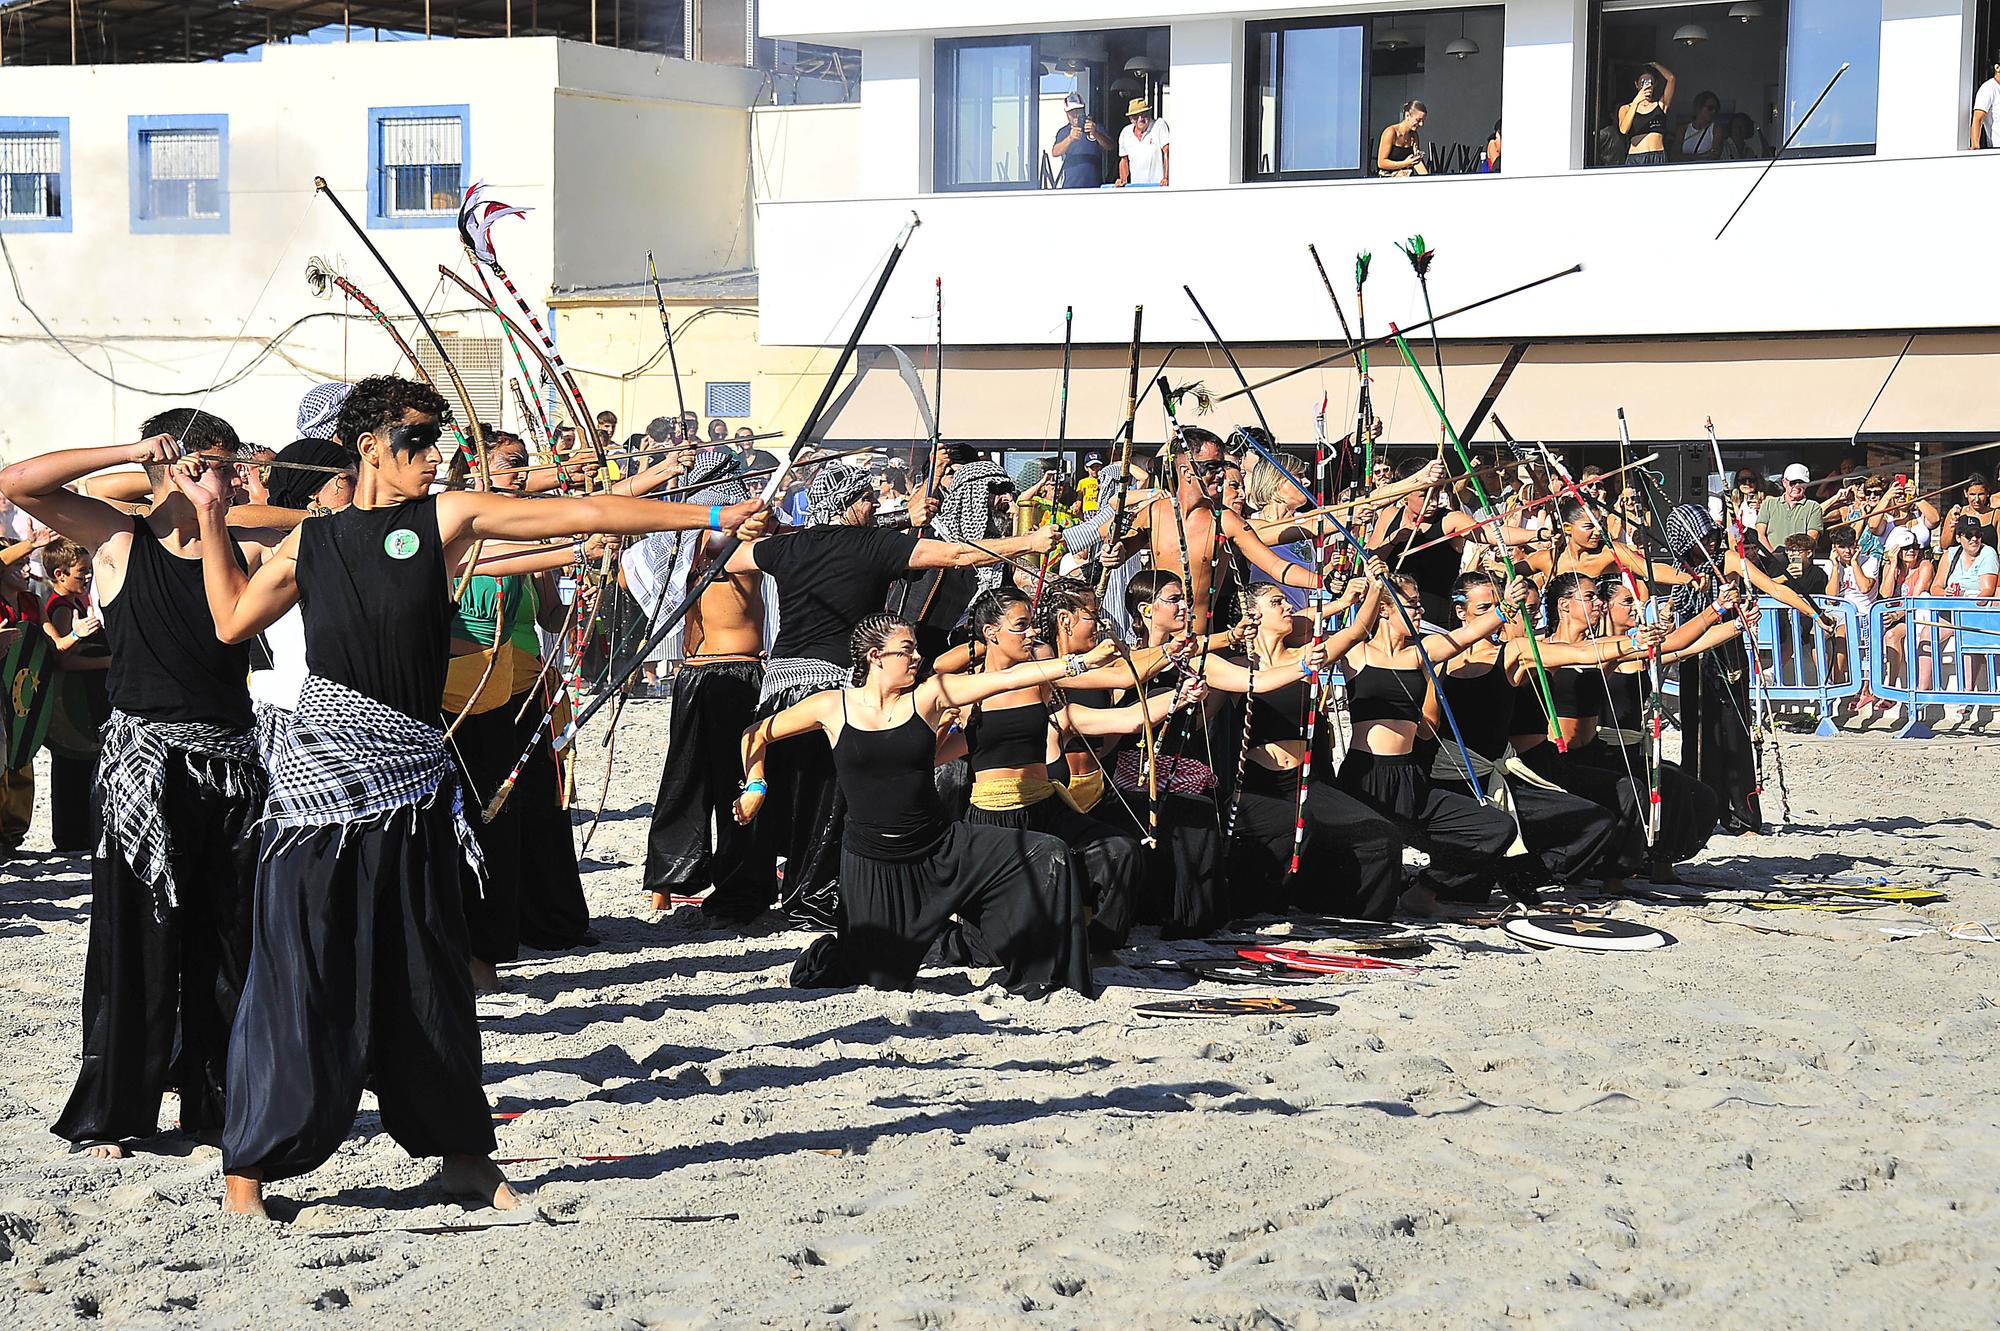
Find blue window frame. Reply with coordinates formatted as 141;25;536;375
129;114;229;235
367;104;469;228
0;117;72;233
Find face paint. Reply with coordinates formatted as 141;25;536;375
386;420;444;457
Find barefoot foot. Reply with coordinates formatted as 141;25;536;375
441;1154;522;1211
80;1142;127;1161
470;958;503;994
223;1171;268;1218
649;891;669;912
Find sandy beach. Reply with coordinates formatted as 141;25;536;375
1;705;1995;1330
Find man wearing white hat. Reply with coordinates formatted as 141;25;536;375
1050;93;1113;189
1116;98;1171;187
1755;462;1825;573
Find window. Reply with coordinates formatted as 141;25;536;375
129;115;228;234
414;336;503;425
934;28;1170;191
368;105;469;227
1587;1;1879;168
0;118;70;232
706;382;752;418
1246;11;1505;181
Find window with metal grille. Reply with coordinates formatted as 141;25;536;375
706;381;752;419
414;337;504;433
0;129;63;223
380;114;463;218
139;128;222;221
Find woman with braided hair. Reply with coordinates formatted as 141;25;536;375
935;585;1189;952
737;613;1111;997
1219;580;1401;918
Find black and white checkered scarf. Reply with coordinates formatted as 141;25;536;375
263;674;483;883
97;710;265;918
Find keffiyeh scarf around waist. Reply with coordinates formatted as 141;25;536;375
263;674;483;883
97;710;265;918
759;656;849;707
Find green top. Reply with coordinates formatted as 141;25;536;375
450;574;540;654
1755;495;1824;546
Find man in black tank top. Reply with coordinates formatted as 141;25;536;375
0;409;288;1161
178;375;770;1219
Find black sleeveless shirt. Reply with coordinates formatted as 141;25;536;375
832;694;947;860
1438;660;1515;760
103;517;252;728
296;496;451;722
966;701;1051;774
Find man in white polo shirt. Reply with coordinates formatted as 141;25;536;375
1116;98;1171;187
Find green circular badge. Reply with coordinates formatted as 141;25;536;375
384;528;421;560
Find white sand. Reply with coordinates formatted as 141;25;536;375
1;706;1996;1330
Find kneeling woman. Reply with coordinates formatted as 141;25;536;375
944;585;1194;951
1332;566;1521;917
737;614;1118;998
1429;570;1657;902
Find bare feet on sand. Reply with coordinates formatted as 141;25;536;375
81;1142;127;1160
223;1171;268;1218
441;1154;521;1210
650;891;670;912
470;958;503;994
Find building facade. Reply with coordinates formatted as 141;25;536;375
0;34;839;456
755;1;2000;485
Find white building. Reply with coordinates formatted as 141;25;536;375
0;24;845;457
755;1;2000;486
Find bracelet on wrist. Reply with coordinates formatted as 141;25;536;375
1064;653;1086;677
740;778;768;796
709;503;723;531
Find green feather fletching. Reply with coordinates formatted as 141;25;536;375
1354;251;1373;286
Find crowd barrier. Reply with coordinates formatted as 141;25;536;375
1868;596;2000;739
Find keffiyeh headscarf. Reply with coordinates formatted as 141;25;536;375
806;463;874;527
296;382;353;439
932;459;1014;597
1664;503;1721;620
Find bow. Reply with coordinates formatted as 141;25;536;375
1094;306;1146;599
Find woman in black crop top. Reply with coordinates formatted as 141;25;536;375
1331;566;1521;918
1220;581;1404;919
1424;570;1649;904
739;613;1121;998
1619;62;1676;166
936;585;1196;951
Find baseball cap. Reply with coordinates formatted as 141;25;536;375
1886;527;1917;551
1955;514;1984;539
1783;463;1811;484
1064;93;1085;110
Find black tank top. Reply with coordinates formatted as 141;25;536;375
1060;685;1112;755
1348;660;1428;725
1247;672;1306;745
1548;664;1600;721
966;701;1050;774
833;693;947;860
103;517;252;728
296;496;450;722
1438;661;1514;760
1598;670;1646;735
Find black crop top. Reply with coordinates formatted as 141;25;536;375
966;701;1051;773
1629;102;1668;140
1248;674;1307;745
1348;661;1428;725
1437;662;1515;760
1597;670;1646;736
832;694;947;860
1547;665;1601;722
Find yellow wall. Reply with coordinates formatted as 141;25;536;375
548;296;827;450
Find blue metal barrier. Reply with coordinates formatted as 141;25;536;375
1650;595;1862;734
1868;596;2000;738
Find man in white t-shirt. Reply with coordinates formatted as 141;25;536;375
1974;54;2000;150
1116;98;1171;187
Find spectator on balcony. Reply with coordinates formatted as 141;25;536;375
1680;91;1724;161
1719;112;1770;161
1377;101;1430;177
1754;464;1824;571
1051;93;1113;190
1116;99;1170;188
596;410;618;441
1482;120;1502;173
1079;456;1103;512
1972;53;2000;150
1618;63;1677;167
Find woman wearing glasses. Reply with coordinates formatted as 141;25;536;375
738;615;1114;997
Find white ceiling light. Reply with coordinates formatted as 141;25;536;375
1727;1;1765;19
1445;37;1480;59
1673;23;1710;45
